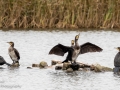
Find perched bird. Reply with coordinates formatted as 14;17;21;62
114;47;120;67
113;47;120;74
49;33;103;63
62;40;75;63
0;56;11;66
7;42;20;64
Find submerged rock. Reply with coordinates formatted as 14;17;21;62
27;67;32;69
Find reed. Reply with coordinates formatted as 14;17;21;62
0;0;120;29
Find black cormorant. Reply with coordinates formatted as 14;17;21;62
49;34;103;63
114;47;120;67
49;40;75;63
113;47;120;73
0;56;11;66
7;42;20;64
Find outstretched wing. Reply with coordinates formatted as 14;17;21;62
49;44;72;56
14;48;20;60
80;42;103;54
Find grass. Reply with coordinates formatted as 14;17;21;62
0;0;120;29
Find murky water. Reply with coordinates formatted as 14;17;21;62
0;30;120;90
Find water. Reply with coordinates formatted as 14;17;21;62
0;30;120;90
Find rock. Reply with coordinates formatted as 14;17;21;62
94;64;103;72
62;62;71;70
51;60;62;65
102;66;113;71
27;67;32;69
32;64;39;67
10;63;20;67
55;66;63;70
90;64;112;72
39;61;48;68
66;68;73;73
70;63;80;71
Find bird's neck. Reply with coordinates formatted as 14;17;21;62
10;45;14;48
75;39;79;46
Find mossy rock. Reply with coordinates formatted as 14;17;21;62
39;61;48;68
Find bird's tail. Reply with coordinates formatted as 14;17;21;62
5;62;11;66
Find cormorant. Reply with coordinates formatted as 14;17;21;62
113;47;120;73
62;40;75;63
0;56;11;66
7;42;20;64
114;47;120;67
49;34;103;63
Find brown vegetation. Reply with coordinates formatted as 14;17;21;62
0;0;120;29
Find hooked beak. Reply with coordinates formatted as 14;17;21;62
115;47;119;50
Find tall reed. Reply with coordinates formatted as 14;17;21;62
0;0;120;29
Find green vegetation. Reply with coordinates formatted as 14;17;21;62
0;0;120;29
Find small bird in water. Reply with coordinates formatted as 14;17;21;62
49;33;103;63
7;42;20;64
0;56;11;66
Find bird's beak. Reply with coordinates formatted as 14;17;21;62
115;47;119;50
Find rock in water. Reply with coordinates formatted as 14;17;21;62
55;66;63;70
90;64;112;72
66;68;73;73
62;63;71;70
70;63;80;71
11;63;20;67
32;64;39;67
39;61;48;68
51;60;62;65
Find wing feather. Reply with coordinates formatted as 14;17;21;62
49;44;72;56
80;42;103;54
14;48;20;60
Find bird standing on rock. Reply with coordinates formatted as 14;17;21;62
49;33;103;64
7;42;20;64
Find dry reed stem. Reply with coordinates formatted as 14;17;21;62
0;0;120;29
